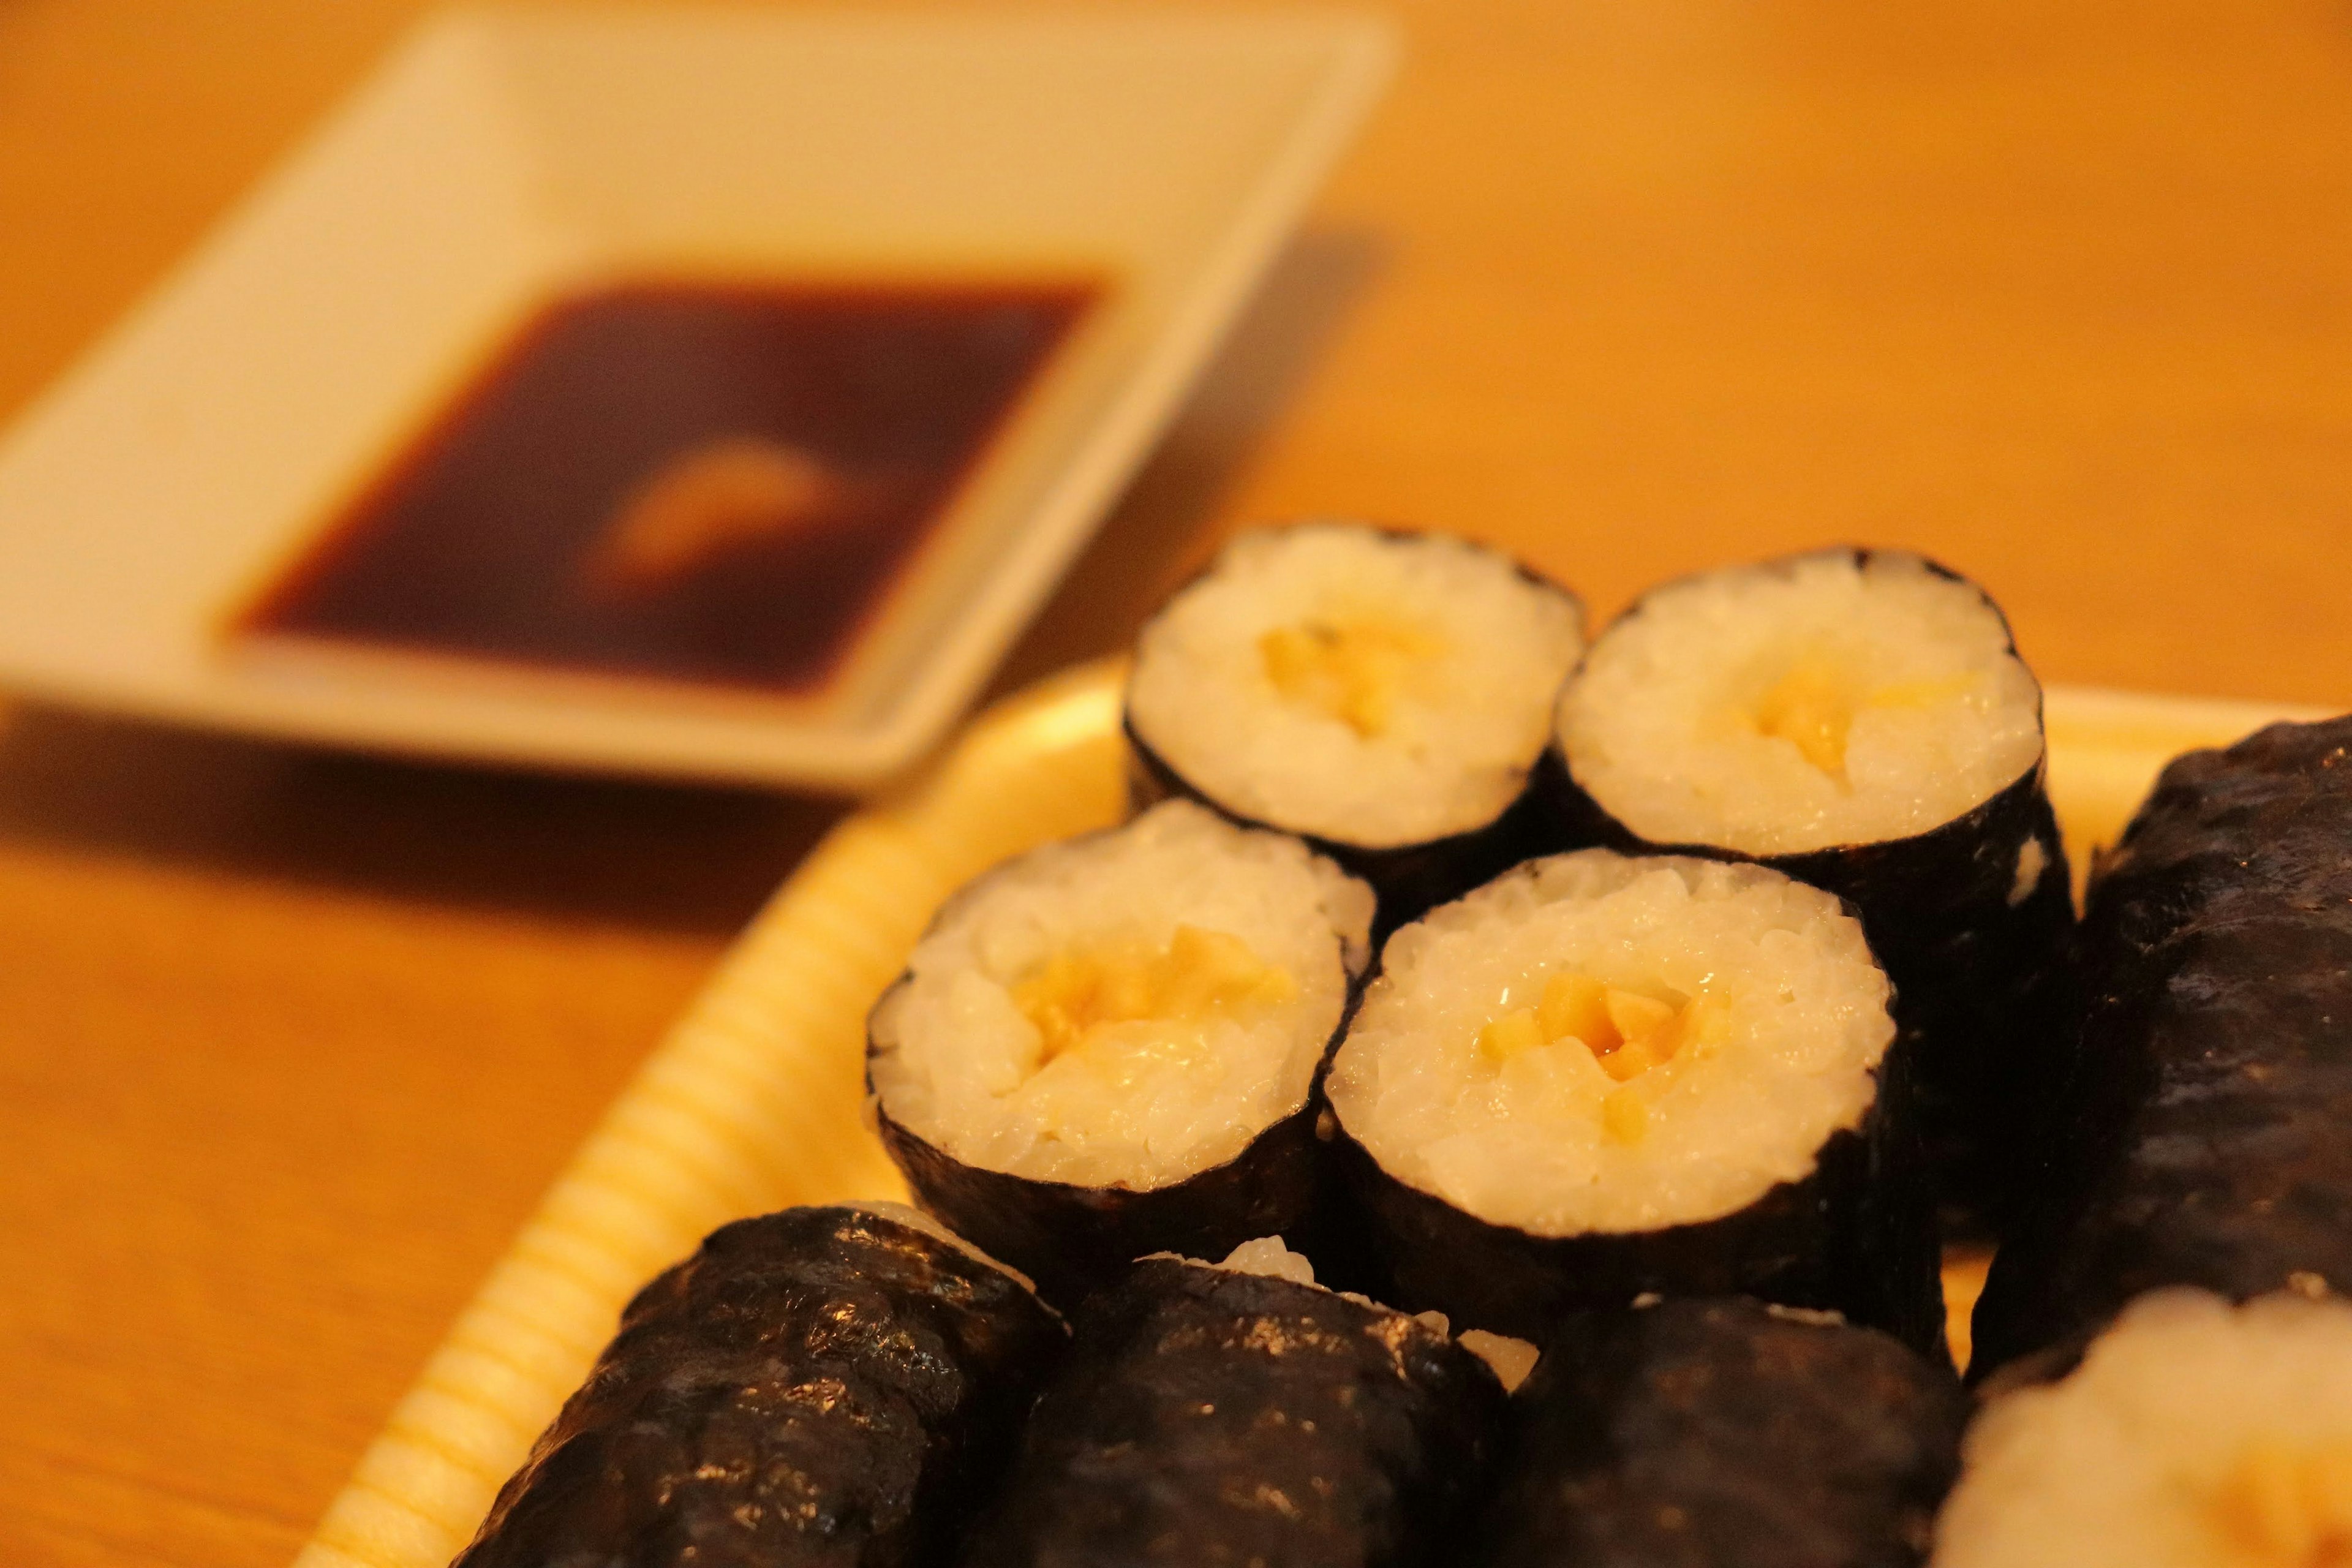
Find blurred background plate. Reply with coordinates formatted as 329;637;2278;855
0;6;1395;790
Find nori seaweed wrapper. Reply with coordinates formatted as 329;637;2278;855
1541;549;2077;1232
872;1090;1346;1311
1970;714;2352;1377
453;1205;1068;1568
1128;726;1565;943
959;1255;1508;1568
1330;1035;1948;1362
1123;526;1585;940
1472;1297;1967;1568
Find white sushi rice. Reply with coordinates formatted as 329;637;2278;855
869;801;1373;1190
1934;1289;2352;1568
1128;524;1585;848
1324;850;1894;1236
1558;550;2044;856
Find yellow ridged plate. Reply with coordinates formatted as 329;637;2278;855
293;660;2331;1567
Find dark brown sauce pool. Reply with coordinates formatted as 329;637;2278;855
232;279;1098;695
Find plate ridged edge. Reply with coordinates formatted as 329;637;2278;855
290;665;2330;1566
292;659;1128;1568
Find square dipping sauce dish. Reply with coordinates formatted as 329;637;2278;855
0;6;1396;790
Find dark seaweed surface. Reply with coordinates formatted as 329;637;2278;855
1542;549;2078;1232
1473;1297;1967;1568
1127;719;1566;943
452;1206;1068;1568
960;1257;1507;1568
1329;1036;1947;1362
873;1091;1340;1313
1971;715;2352;1375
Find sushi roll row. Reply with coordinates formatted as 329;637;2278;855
453;1204;1975;1568
1128;528;2075;1229
865;524;2077;1350
864;794;1943;1357
444;532;2352;1567
451;1212;1534;1568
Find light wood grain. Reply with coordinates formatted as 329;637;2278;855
2;2;2350;1564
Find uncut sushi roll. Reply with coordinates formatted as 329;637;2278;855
1475;1297;1968;1568
453;1204;1067;1568
1324;849;1946;1356
867;799;1376;1308
1126;524;1586;937
1935;1288;2352;1568
1548;548;2075;1229
1971;715;2352;1376
960;1237;1518;1568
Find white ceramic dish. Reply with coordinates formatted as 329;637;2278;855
290;660;2324;1567
0;7;1395;790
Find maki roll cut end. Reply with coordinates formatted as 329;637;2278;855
1936;1288;2352;1568
1126;523;1586;932
867;798;1376;1307
1325;849;1943;1353
453;1203;1067;1568
1555;548;2046;859
963;1235;1517;1568
1549;548;2075;1231
1476;1296;1968;1568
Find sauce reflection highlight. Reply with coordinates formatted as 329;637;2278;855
232;279;1099;696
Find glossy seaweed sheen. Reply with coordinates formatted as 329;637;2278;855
959;1256;1507;1568
1541;550;2078;1234
1472;1297;1967;1568
451;1205;1068;1568
1970;715;2352;1378
235;280;1095;696
870;1091;1343;1313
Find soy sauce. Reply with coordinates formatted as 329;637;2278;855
233;279;1098;695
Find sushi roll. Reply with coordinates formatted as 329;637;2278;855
959;1236;1518;1568
1474;1297;1969;1568
1970;715;2352;1376
1934;1288;2352;1568
1548;548;2075;1229
1126;524;1586;936
867;799;1376;1308
453;1203;1068;1568
1324;849;1945;1355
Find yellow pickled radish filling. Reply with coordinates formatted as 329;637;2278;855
1476;972;1730;1142
1011;924;1295;1071
2209;1438;2352;1567
1259;617;1444;738
1747;652;1981;781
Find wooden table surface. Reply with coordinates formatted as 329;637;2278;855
2;1;2349;1562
